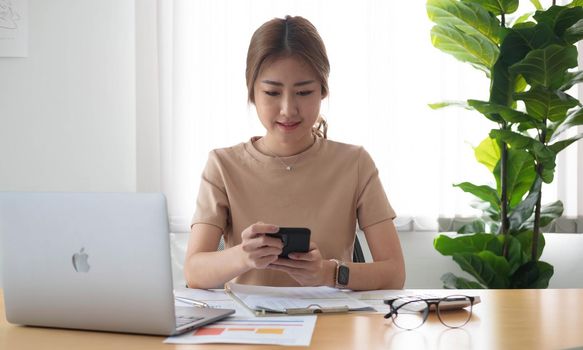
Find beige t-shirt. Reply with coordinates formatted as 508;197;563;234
191;136;396;286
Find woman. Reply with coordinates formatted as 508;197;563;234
184;15;405;290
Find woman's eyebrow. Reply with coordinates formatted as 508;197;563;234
261;80;316;87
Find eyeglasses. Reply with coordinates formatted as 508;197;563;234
384;295;475;330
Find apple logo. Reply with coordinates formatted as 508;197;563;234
72;247;90;273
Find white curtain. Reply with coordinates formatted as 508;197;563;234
157;0;581;234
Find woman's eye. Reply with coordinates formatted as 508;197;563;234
265;91;280;96
298;90;313;96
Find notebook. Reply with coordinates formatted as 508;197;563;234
0;192;234;336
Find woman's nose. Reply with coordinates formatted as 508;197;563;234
280;94;299;117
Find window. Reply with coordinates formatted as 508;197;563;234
155;0;582;233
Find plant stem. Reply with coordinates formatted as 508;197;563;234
501;134;510;258
532;164;542;261
532;128;546;261
499;13;509;259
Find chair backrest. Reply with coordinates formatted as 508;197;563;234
353;236;366;263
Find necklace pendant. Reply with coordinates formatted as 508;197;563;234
286;166;292;171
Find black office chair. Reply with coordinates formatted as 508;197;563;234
353;236;366;263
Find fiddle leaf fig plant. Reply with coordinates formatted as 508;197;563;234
427;0;583;288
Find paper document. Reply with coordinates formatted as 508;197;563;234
226;283;374;315
165;315;317;346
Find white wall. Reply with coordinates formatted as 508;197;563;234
0;0;136;192
0;0;136;287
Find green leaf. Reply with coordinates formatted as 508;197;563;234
507;176;542;232
564;19;583;44
489;130;556;176
475;137;500;172
462;0;519;15
430;24;499;74
477;250;511;277
490;60;514;107
457;220;487;234
485;234;505;255
510;261;554;288
428;101;471;110
532;5;583;42
535;5;583;43
468;100;538;124
493;148;536;209
529;0;542;10
515;230;546;260
533;261;554;288
505;235;528;274
491;23;560;107
568;0;583;8
550;107;583;141
434;233;498;256
441;272;485;289
560;71;583;91
513;12;534;26
521;200;564;230
514;87;580;122
500;24;560;66
510;44;579;90
556;7;583;36
427;0;502;45
454;182;501;210
453;252;510;288
533;6;565;30
548;133;583;154
467;99;504;122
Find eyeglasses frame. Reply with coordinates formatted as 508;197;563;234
384;295;476;330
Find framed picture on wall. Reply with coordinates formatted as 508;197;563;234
0;0;28;57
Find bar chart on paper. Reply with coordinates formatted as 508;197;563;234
164;316;317;346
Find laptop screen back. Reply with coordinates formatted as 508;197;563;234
0;192;178;335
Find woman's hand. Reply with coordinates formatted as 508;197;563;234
267;242;333;286
239;222;283;269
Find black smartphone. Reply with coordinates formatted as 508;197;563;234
267;227;311;258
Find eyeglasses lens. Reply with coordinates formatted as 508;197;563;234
391;297;429;330
436;295;473;328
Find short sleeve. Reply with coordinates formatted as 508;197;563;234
190;151;230;232
356;147;396;229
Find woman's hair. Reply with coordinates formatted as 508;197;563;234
246;15;329;138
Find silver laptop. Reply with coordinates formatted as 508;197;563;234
0;192;234;336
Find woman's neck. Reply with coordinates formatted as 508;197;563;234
259;134;316;157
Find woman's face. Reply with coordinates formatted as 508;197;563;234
253;56;323;147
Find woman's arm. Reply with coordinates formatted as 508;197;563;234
184;222;283;289
344;218;405;290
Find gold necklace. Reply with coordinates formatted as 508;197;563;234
260;137;310;171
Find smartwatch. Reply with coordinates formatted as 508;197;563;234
330;259;350;288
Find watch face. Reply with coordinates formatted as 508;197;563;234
338;265;350;285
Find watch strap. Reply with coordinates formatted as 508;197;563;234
329;259;348;288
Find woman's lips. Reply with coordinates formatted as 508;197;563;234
276;121;301;131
